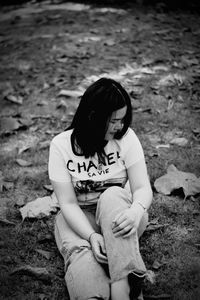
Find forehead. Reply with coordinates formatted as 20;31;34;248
110;106;127;120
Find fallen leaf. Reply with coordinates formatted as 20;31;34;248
170;137;188;146
17;60;32;72
5;94;23;105
58;89;83;98
149;218;159;225
10;265;52;283
35;249;52;260
38;140;50;150
154;165;200;197
181;56;199;66
167;99;174;110
152;260;162;270
56;99;68;110
94;7;126;14
19;193;59;219
0;171;4;192
104;39;115;46
2;181;14;190
158;73;185;87
192;127;200;137
146;223;169;232
16;159;33;167
37;233;54;244
37;294;47;300
0;218;16;226
18;79;27;87
0;117;22;135
15;197;26;207
145;270;156;284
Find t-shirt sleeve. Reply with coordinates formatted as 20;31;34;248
122;128;145;169
48;141;71;183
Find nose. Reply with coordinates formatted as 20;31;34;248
114;120;123;130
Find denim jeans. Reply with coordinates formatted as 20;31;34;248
54;186;148;300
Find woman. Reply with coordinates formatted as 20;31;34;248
48;78;152;300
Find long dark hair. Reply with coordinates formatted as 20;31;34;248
68;78;132;158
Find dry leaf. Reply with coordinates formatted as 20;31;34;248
0;117;22;135
20;193;59;219
5;94;23;105
104;39;115;46
17;60;32;72
170;137;188;146
38;140;50;150
56;99;68;110
2;181;14;190
16;159;33;167
146;223;169;232
145;269;156;284
35;249;52;260
0;218;16;226
154;165;200;197
58;89;83;98
152;260;162;270
15;198;26;207
0;171;4;192
10;265;52;282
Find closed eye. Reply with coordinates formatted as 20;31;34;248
110;118;124;124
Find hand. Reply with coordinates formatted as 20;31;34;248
90;233;108;264
112;203;144;238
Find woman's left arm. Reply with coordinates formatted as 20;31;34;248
128;159;152;211
112;159;152;238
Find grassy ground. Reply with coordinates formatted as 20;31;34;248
0;1;200;299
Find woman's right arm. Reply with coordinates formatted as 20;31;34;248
51;180;108;264
51;179;95;241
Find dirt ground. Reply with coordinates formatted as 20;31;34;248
0;1;200;299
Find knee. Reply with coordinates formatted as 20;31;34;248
100;186;126;203
99;186;130;208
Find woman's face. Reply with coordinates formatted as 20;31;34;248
105;106;127;141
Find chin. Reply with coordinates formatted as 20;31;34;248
105;134;114;141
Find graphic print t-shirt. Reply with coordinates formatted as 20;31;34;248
48;128;144;206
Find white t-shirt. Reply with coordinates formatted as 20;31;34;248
48;127;144;206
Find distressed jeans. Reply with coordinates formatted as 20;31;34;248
54;186;148;300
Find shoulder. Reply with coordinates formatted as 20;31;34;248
51;129;72;146
121;127;140;144
119;127;144;157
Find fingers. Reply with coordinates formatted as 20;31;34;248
113;224;133;237
99;239;106;254
91;235;108;264
95;252;108;264
112;212;125;225
112;219;129;233
122;227;136;238
94;244;108;264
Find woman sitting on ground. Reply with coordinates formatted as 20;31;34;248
48;77;153;300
